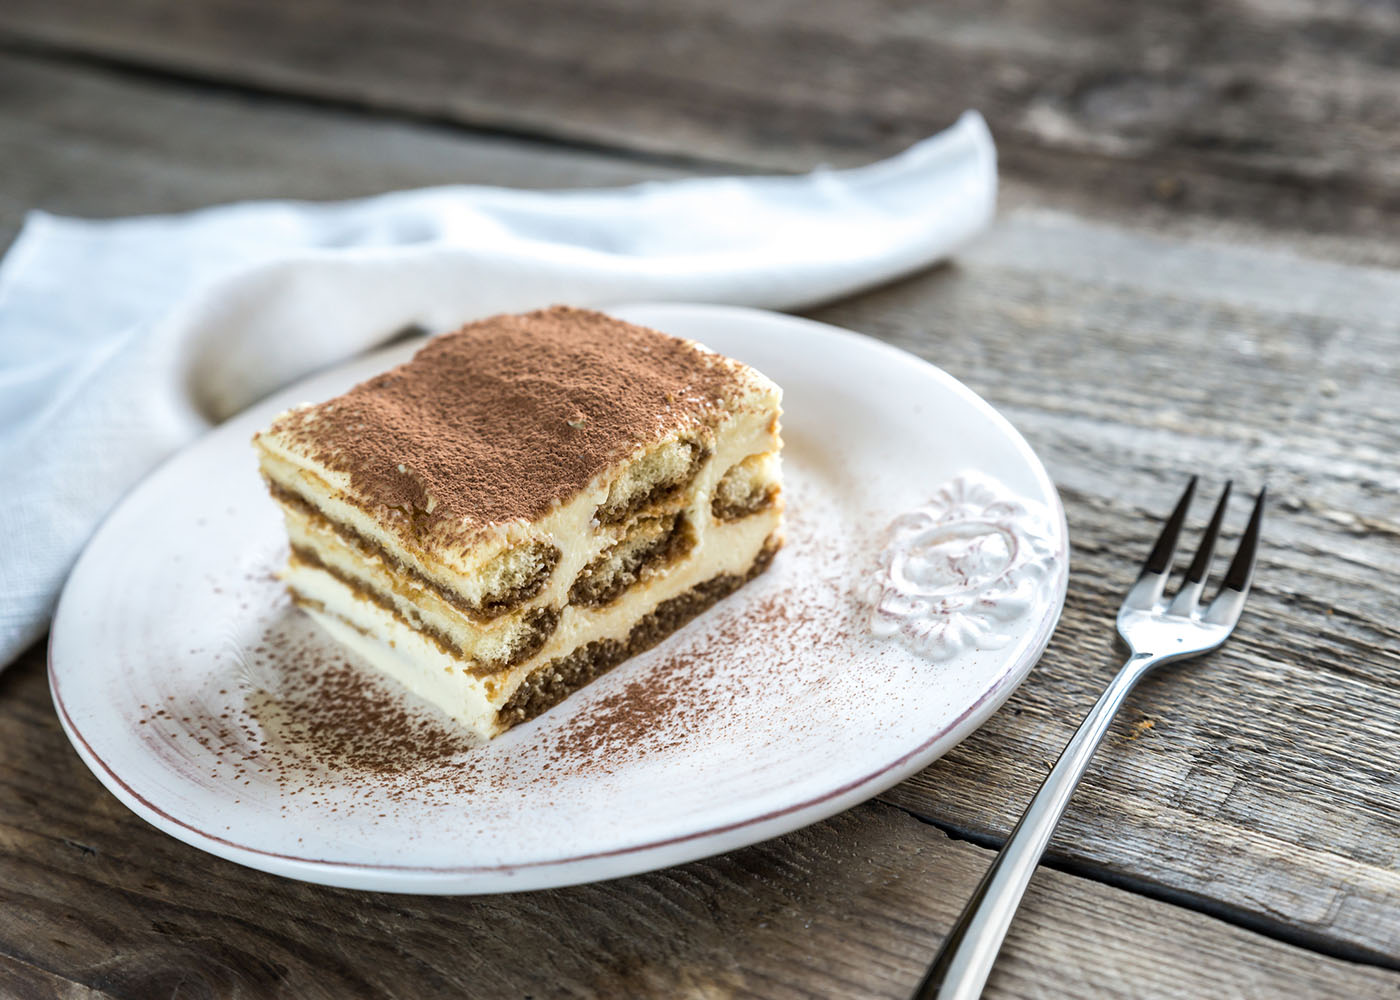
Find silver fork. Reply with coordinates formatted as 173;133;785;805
913;477;1266;1000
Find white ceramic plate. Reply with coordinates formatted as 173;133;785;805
50;303;1068;894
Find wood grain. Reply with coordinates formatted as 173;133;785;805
4;40;1400;996
2;0;1400;255
813;213;1400;962
0;53;682;253
0;952;113;1000
5;647;1398;999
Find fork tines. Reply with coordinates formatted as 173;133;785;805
1139;477;1265;625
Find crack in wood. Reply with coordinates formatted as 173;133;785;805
0;34;755;175
884;798;1400;974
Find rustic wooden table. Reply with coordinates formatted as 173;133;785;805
3;3;1398;997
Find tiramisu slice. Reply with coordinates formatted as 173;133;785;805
253;307;783;739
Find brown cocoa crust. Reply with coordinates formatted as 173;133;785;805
262;307;744;545
497;537;780;729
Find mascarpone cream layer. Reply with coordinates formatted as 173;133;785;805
257;397;780;623
286;503;781;738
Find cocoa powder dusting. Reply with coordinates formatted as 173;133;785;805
135;480;882;828
265;306;745;545
249;659;475;778
542;586;835;773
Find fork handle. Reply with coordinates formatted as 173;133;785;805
913;653;1158;1000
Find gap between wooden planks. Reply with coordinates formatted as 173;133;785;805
3;0;1400;256
2;40;1399;990
3;647;1398;999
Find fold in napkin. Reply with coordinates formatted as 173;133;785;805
0;111;996;668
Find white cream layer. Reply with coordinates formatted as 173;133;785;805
260;406;776;624
255;379;781;613
287;503;780;739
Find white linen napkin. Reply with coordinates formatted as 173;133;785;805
0;111;995;668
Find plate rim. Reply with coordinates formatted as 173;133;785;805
49;301;1069;893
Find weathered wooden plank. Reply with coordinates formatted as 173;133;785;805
0;952;114;1000
2;0;1400;249
5;48;1400;967
0;53;681;253
811;211;1400;961
4;648;1398;999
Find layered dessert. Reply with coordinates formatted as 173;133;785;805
253;307;783;739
